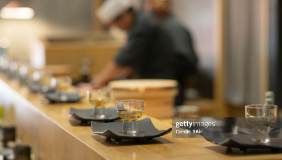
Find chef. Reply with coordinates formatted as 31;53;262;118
92;0;176;90
148;0;198;105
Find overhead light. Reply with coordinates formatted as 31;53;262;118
0;1;34;19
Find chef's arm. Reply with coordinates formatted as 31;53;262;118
91;61;126;89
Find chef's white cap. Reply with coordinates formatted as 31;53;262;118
97;0;132;25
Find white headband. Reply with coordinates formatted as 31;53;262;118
97;0;132;25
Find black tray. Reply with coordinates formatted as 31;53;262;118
202;129;282;153
27;81;55;93
69;107;120;124
91;118;172;144
238;127;281;136
44;92;83;103
15;74;28;83
5;71;17;78
0;148;13;158
11;72;22;80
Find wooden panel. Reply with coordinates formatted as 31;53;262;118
214;0;228;116
45;41;121;82
259;0;270;103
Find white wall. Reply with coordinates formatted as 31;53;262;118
172;0;216;79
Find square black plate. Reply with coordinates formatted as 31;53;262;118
202;129;282;153
69;107;120;123
26;81;55;93
44;92;83;103
0;148;13;158
91;118;172;143
238;127;281;137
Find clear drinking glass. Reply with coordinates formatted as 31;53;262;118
51;76;72;92
33;70;52;83
245;104;277;143
31;70;52;93
87;89;111;119
9;61;18;73
116;99;144;134
0;58;9;71
19;65;29;77
51;76;72;101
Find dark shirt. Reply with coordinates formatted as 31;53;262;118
115;13;176;79
153;13;198;105
160;14;198;76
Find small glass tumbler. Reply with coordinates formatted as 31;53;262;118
245;104;277;143
51;76;72;101
19;65;29;77
0;57;9;71
9;61;18;73
87;89;111;119
51;76;72;92
116;99;144;134
33;70;53;83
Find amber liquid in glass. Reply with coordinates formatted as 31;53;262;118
89;99;110;108
118;111;143;121
55;83;69;92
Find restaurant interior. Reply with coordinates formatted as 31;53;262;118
0;0;281;159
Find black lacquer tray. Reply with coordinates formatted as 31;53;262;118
10;72;22;80
238;127;282;137
27;82;55;93
44;92;83;103
202;129;282;153
69;107;120;124
15;75;28;83
5;71;17;78
91;118;172;144
0;148;13;158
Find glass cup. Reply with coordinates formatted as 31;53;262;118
0;57;9;71
9;61;18;73
87;89;111;119
51;76;72;92
245;104;277;143
32;70;53;92
19;65;29;77
51;76;72;101
116;99;144;134
33;70;53;83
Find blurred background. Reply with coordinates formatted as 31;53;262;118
0;0;280;117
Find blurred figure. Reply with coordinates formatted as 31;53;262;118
148;0;198;105
92;0;175;89
146;0;170;19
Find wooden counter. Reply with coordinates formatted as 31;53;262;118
0;75;281;160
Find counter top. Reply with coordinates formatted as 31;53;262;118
0;75;281;160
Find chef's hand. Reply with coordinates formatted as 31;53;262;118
90;62;127;89
76;82;92;92
76;82;92;88
91;77;104;89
